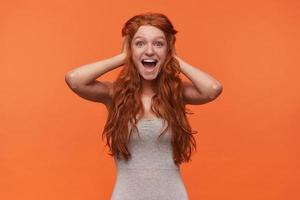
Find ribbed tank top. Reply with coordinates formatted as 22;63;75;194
110;117;189;200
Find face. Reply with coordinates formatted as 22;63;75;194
131;25;168;81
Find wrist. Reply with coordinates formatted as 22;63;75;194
116;53;127;63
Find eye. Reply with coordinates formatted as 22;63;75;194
135;41;144;47
154;41;164;47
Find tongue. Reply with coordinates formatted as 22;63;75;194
143;62;156;68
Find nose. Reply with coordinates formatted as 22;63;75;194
145;44;155;56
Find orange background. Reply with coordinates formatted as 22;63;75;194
1;0;299;199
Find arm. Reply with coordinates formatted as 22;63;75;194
65;37;129;106
65;53;126;105
175;55;223;105
65;53;126;87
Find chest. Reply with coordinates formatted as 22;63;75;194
140;95;156;118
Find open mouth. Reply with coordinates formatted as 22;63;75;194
141;59;158;69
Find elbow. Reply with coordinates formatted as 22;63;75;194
208;83;223;99
65;71;79;90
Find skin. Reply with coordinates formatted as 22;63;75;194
65;24;222;110
130;25;168;96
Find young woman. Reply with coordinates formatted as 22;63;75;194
65;12;222;200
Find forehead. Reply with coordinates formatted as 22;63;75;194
133;25;166;40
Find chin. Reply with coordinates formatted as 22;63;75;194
140;74;158;81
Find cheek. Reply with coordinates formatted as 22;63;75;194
158;48;167;56
132;56;142;69
131;49;142;60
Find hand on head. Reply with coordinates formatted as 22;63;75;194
121;36;129;56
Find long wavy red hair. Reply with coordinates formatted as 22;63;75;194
102;12;197;166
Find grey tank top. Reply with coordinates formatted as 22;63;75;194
110;117;189;200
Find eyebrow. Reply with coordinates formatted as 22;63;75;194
133;36;166;40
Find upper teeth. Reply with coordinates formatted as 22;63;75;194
143;59;157;62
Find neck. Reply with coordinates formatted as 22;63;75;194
141;79;155;95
